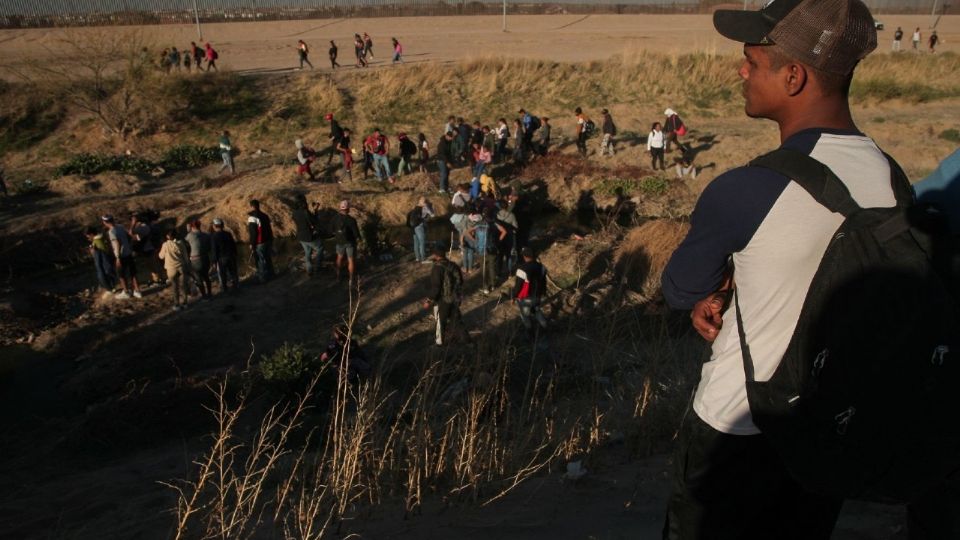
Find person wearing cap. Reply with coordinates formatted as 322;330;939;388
599;109;617;157
102;215;142;299
295;139;317;182
512;247;548;335
328;40;340;70
662;1;907;537
218;130;235;175
332;200;361;283
423;246;468;346
211;218;239;292
574;107;589;157
247;199;274;283
158;229;191;311
185;220;213;299
326;113;343;165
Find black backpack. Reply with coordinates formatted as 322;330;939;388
440;261;463;304
407;207;423;229
583;119;596;136
528;116;541;131
736;148;960;501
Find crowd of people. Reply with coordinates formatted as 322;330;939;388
891;26;941;53
155;42;220;73
86;179;547;346
288;107;693;190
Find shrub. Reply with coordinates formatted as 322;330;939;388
259;342;315;384
56;153;153;176
639;175;669;196
940;129;960;144
159;145;221;171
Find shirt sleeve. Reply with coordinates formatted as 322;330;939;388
661;166;790;309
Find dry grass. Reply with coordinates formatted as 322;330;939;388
164;274;704;538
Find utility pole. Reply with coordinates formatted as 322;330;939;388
502;0;507;32
193;0;203;41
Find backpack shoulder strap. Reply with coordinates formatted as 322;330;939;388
750;148;861;217
881;151;914;208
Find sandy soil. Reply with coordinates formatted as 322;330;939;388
1;14;958;75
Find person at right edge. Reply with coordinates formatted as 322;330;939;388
660;1;958;539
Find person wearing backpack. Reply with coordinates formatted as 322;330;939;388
204;42;218;72
332;200;361;284
190;42;204;69
512;247;548;335
423;246;468;346
397;132;418;177
409;197;434;264
292;194;322;276
660;1;959;538
519;109;540;159
599;109;617;157
466;208;507;294
663;108;685;152
574;107;589;157
295;139;317;182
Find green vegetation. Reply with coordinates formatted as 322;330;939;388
159;144;222;170
597;175;670;198
56;153;154;176
940;129;960;144
259;342;314;384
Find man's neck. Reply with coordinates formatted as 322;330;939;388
777;100;857;144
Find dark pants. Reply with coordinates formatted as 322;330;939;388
576;133;588;156
190;257;212;297
651;148;665;170
93;250;117;290
434;301;467;345
216;257;239;291
663;414;842;540
438;160;450;192
253;243;274;282
496;138;508;162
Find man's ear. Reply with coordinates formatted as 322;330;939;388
785;62;808;97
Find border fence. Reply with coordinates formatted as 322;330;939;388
0;0;943;29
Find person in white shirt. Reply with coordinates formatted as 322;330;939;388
912;27;921;51
647;122;666;170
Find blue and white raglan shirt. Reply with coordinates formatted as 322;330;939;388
662;128;897;435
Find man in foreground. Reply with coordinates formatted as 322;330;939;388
660;0;934;537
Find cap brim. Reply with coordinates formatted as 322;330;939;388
713;9;775;44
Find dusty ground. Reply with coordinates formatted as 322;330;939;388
0;14;958;76
0;13;958;540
